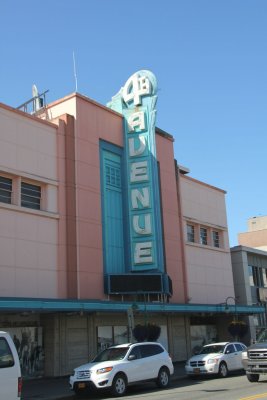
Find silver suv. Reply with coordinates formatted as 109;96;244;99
69;342;174;397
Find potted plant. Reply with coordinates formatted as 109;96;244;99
228;320;248;339
133;323;161;342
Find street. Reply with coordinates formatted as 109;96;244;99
65;375;267;400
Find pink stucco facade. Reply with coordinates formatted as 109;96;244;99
0;88;244;376
0;92;234;306
42;93;187;303
0;103;59;298
180;175;235;303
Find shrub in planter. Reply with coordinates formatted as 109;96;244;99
147;324;161;341
133;324;161;342
133;324;148;342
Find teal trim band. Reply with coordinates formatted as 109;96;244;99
0;298;264;315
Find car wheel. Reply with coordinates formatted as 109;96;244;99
156;367;170;388
111;373;127;397
218;362;228;378
247;373;259;382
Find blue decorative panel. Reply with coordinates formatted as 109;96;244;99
100;145;125;274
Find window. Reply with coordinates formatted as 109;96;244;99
235;343;245;352
105;165;121;189
212;231;220;248
97;326;128;352
139;344;164;358
200;227;207;245
21;182;41;210
249;265;263;287
249;266;256;286
129;346;141;360
0;338;14;368
0;176;12;204
263;269;267;288
225;344;235;354
187;224;195;243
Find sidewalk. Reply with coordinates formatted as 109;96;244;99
22;362;186;400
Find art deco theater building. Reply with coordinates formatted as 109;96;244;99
0;71;261;377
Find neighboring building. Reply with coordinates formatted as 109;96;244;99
231;245;267;341
180;174;235;304
0;70;262;378
238;216;267;251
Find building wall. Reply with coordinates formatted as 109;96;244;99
156;135;187;303
42;312;189;376
230;245;267;340
180;175;235;304
238;216;267;251
0;105;59;298
46;94;187;302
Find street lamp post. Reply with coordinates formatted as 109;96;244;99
224;296;238;321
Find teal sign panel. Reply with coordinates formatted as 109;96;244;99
108;70;164;272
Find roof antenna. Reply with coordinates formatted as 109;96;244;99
73;51;78;92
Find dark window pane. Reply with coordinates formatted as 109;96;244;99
200;227;207;245
212;231;220;248
0;176;12;204
21;182;41;210
187;224;195;242
0;338;14;368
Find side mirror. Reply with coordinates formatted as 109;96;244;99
128;354;137;361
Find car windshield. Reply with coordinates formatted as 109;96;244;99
257;329;267;343
199;345;225;354
93;347;129;362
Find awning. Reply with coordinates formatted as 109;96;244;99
0;297;264;315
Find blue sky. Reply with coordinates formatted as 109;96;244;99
1;0;266;246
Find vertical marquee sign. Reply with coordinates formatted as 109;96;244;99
108;70;164;273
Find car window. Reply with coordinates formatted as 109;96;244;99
128;346;141;360
140;344;164;358
234;343;244;352
93;346;129;362
200;345;224;354
0;337;14;368
225;344;235;354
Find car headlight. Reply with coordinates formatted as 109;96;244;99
96;366;113;375
207;358;219;365
242;351;248;360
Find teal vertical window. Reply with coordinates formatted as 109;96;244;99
101;146;125;274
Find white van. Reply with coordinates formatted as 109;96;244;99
0;331;22;399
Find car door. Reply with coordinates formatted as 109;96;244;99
125;345;145;383
224;343;239;371
139;344;163;380
233;343;246;369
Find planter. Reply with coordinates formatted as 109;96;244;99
228;321;248;339
133;324;161;342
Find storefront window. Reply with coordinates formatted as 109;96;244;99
97;326;113;352
7;327;43;378
114;326;128;344
190;325;217;354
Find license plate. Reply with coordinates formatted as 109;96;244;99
193;368;200;374
78;382;86;389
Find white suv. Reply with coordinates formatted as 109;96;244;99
0;331;22;399
69;342;174;396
